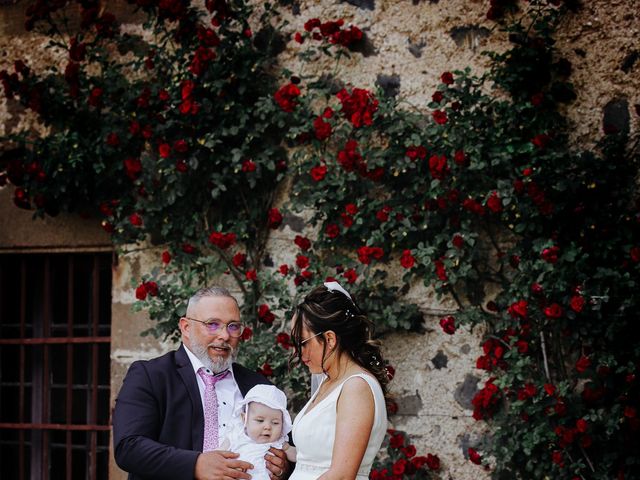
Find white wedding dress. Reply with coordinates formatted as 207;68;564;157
289;373;387;480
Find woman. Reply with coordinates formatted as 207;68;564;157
288;281;389;480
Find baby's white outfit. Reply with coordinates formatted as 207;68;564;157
226;422;284;480
225;384;293;480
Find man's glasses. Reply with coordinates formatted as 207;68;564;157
185;317;245;337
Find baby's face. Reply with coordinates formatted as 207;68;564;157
245;402;284;444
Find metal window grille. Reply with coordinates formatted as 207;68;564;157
0;253;112;480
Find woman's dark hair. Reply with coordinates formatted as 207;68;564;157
290;285;390;402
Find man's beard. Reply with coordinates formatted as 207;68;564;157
191;339;237;373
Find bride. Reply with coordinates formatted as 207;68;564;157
287;282;389;480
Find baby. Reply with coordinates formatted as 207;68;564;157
221;384;297;480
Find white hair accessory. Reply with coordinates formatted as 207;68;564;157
323;281;354;303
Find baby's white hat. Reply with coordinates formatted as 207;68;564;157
236;384;293;438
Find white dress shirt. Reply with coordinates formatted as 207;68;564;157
183;344;244;437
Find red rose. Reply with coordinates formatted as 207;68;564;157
325;223;340;239
390;433;404;448
575;355;591;373
570;295;585;312
173;139;188;153
441;72;454;85
541;245;560;263
274;83;301;112
241;326;253;340
531;283;544;295
161;250;171;264
340;213;354;228
425;453;440;471
376;206;391;223
531;133;550;149
453;150;468;166
431;91;443;103
242;159;256;172
279;264;289;275
515;340;529;354
259;362;273;376
452;234;464;249
392;459;406;475
439;316;456;334
406;145;427;160
551;450;563;467
486;191;502;213
313;116;332;140
544;303;563;319
432;110;447;125
175;160;188;173
106;132;120;146
143;281;158;297
508;300;528;318
129;213;143;226
158;143;171;158
304;18;321;31
276;332;291;349
630;246;640;262
336;88;378;128
135;284;147;300
468;448;482;465
544;383;556;396
208;231;237;249
576;418;588;432
428;154;449;180
400;250;415;269
246;269;258;281
343;268;357;284
182;243;196;254
294;32;304;43
232;252;246;267
403;445;416;458
434;259;447;281
296;255;310;269
88;86;103;107
624;406;637;418
345;203;358;215
257;304;275;324
531;92;544;106
294;235;311;251
267;208;283;229
310;164;327;181
123;157;142;180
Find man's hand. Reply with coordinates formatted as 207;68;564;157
195;450;253;480
265;447;290;480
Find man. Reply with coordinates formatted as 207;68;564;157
113;286;290;480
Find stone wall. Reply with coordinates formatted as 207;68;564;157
1;1;638;479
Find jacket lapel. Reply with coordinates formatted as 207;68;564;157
233;363;251;397
176;344;204;450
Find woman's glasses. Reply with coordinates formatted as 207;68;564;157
185;317;245;337
299;331;324;348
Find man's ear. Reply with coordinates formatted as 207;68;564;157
179;317;190;338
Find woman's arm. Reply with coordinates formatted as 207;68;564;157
319;377;375;480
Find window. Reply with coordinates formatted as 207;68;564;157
0;253;112;480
